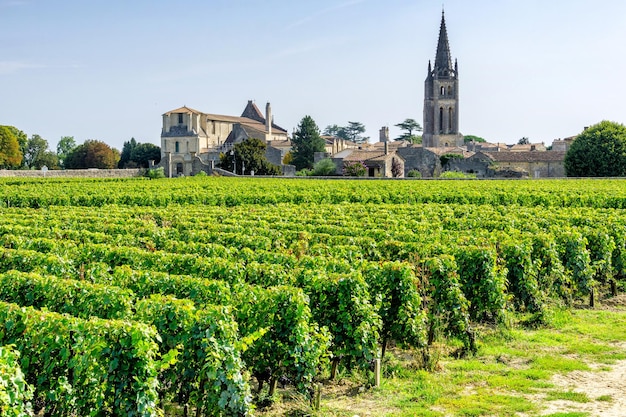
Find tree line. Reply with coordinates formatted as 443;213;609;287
0;126;160;170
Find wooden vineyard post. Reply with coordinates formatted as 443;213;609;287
313;383;321;411
374;358;381;388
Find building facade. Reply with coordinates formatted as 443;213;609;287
160;101;288;176
423;11;463;148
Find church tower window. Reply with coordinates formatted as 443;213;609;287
439;107;444;132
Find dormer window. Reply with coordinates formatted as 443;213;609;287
178;114;184;124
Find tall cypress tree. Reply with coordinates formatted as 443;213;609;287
291;116;325;171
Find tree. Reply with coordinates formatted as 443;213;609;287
343;121;369;144
56;136;76;169
323;124;351;141
291;116;326;171
0;126;23;168
395;118;422;143
219;138;281;175
517;137;530;145
24;133;59;170
323;122;369;143
2;126;28;167
463;135;486;143
323;124;344;137
64;139;120;169
129;143;161;168
36;151;60;170
23;134;50;169
564;121;626;177
118;139;161;168
118;137;138;168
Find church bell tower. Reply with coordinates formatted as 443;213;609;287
423;10;463;148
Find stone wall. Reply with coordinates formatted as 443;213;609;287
447;158;490;177
0;169;145;178
397;146;442;178
265;146;283;166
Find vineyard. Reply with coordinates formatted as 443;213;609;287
0;176;625;416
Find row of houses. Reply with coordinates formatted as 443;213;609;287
157;100;573;178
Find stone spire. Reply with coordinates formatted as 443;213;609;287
434;10;453;75
422;9;462;148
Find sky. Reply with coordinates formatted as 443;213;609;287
1;0;625;151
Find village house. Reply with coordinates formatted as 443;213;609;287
331;127;405;178
321;135;359;155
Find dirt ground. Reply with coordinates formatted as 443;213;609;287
535;294;626;417
537;354;626;416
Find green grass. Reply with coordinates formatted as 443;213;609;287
545;391;590;403
259;308;626;416
595;394;613;402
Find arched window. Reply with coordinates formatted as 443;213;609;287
449;108;453;131
447;86;452;95
439;107;444;132
440;86;445;96
175;141;180;153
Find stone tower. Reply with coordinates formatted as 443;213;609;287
423;10;463;148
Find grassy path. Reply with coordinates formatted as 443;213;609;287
258;302;626;417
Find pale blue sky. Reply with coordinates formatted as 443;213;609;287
1;0;625;150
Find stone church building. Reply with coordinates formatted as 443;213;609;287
422;11;463;148
159;101;288;176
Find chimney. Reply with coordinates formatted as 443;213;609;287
380;126;390;155
379;126;389;143
265;102;272;138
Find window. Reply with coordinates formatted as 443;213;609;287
447;86;452;95
175;141;180;153
440;86;445;96
178;113;183;124
449;108;453;131
439;107;444;132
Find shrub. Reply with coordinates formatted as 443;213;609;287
146;167;166;179
439;170;476;179
343;160;367;177
407;169;422;178
311;158;337;176
440;153;464;167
